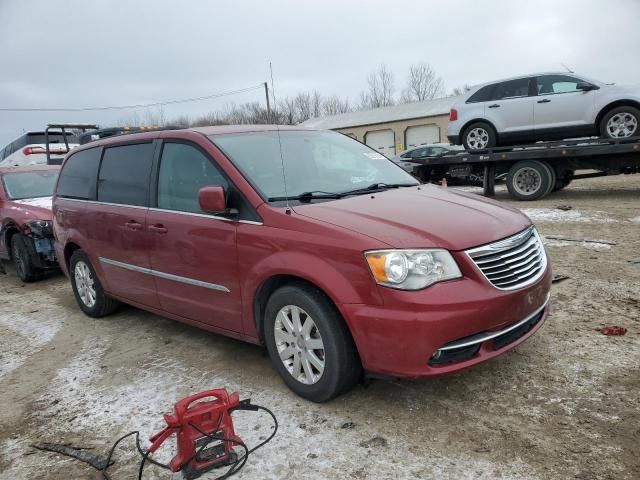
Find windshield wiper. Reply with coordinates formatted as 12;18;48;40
339;182;418;196
267;190;345;202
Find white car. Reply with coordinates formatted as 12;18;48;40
0;131;78;167
447;73;640;151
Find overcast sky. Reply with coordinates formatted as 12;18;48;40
1;0;639;146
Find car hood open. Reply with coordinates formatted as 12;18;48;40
293;185;531;251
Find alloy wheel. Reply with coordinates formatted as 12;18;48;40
274;305;325;385
606;112;638;138
74;261;97;308
467;127;490;149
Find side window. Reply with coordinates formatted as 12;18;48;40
410;147;429;158
466;84;496;103
493;78;531;100
157;142;228;214
98;143;154;206
57;147;101;199
536;75;582;95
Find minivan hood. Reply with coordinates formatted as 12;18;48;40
293;185;531;251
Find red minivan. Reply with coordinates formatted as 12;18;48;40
53;126;551;402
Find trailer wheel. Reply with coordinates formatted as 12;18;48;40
553;170;574;191
541;161;557;197
506;160;554;201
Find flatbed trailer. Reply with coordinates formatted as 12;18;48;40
412;136;640;200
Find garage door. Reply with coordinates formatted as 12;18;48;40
365;129;395;158
405;125;440;149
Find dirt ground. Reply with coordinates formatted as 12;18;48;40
0;174;638;480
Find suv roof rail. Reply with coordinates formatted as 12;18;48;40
78;125;185;145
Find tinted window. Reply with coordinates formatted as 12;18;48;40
157;142;228;214
409;147;429;158
536;75;582;95
57;147;101;199
467;84;496;103
97;143;153;206
493;78;530;100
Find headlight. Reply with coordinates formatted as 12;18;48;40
25;220;52;237
365;249;462;290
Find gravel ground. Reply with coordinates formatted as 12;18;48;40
0;174;638;480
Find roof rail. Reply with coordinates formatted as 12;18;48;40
78;125;184;145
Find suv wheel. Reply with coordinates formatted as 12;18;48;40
506;160;554;201
600;106;639;139
11;234;40;282
70;250;119;317
462;122;496;151
264;283;361;402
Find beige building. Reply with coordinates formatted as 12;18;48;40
301;96;459;157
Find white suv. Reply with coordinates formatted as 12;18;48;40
0;131;78;167
447;73;640;151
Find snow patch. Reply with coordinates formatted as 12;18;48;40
542;237;612;250
520;208;614;223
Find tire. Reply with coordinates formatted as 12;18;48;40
263;283;361;402
69;250;119;318
600;106;640;139
540;161;557;197
462;122;497;151
506;160;554;201
553;170;574;191
11;234;40;282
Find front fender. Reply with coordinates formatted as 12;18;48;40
240;250;383;339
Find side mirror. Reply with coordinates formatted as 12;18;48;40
576;82;598;91
198;185;227;214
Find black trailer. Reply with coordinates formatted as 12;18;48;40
411;136;640;200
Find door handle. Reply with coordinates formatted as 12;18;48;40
488;104;500;108
124;220;142;231
537;98;551;103
149;224;168;234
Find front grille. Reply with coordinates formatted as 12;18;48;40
466;227;546;290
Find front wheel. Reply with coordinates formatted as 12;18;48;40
11;234;40;282
600;106;639;139
264;284;361;402
462;122;496;151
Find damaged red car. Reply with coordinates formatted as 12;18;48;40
53;126;551;402
0;166;59;281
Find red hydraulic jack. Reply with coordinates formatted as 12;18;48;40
148;389;276;479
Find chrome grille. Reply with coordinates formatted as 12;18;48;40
466;227;546;290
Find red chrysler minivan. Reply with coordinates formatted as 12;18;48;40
53;126;551;402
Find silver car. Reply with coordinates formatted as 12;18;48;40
447;73;640;151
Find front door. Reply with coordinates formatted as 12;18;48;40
147;141;242;333
91;142;158;307
533;75;597;131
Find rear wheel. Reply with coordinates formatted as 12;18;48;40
462;122;496;151
264;283;361;402
11;234;40;282
70;250;119;317
506;160;554;201
600;106;639;139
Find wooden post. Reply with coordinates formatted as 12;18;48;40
483;163;496;197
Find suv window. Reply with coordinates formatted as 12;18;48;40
536;75;582;95
157;142;228;214
467;84;496;103
97;143;154;206
492;78;531;100
57;147;102;200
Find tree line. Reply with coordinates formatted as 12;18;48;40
124;63;470;128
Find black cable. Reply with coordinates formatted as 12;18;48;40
188;422;249;480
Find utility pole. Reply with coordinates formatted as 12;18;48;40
264;82;271;123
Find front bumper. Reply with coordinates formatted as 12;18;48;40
340;260;552;378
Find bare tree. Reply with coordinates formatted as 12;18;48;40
311;91;323;119
451;84;471;96
323;95;351;116
400;63;444;103
360;64;395;109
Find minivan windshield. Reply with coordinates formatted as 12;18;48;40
2;171;58;200
211;131;418;202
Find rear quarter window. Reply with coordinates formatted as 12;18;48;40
56;147;101;200
466;84;496;103
97;143;154;206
